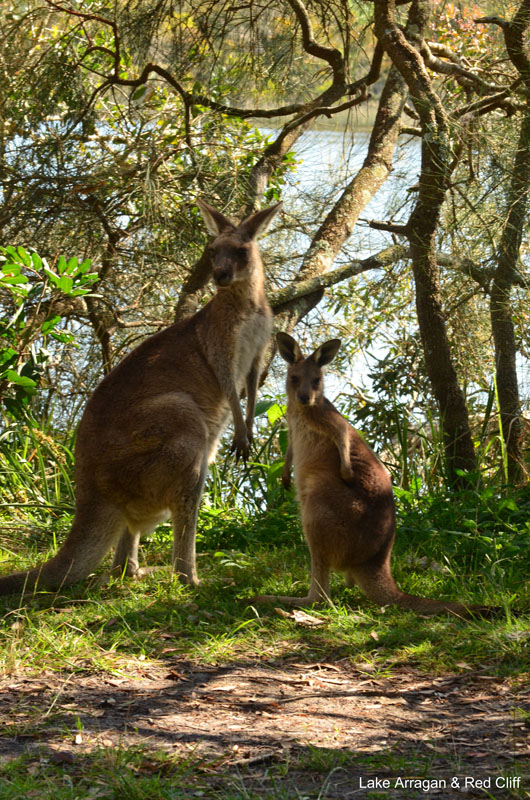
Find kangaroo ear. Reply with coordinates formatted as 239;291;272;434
196;198;236;236
276;331;304;365
238;202;282;241
312;339;341;367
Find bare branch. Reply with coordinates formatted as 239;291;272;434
269;245;408;312
453;84;523;119
366;219;410;234
474;16;508;30
420;40;503;93
285;0;345;78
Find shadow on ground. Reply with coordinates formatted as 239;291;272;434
0;658;528;798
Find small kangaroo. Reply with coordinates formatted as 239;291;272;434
0;199;280;595
255;332;492;615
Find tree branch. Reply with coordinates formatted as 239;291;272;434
269;245;408;312
420;40;503;93
285;0;345;79
366;218;410;234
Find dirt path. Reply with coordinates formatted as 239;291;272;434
1;659;529;798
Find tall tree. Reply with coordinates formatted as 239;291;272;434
373;0;477;482
478;2;530;483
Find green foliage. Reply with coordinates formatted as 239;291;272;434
0;247;97;417
196;502;302;552
0;492;527;673
395;480;530;584
204;399;288;515
0;417;76;522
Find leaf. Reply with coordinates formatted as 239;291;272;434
1;260;21;274
50;331;75;343
267;402;286;425
5;370;37;388
16;246;31;266
274;607;327;627
30;251;42;269
44;267;60;286
266;461;284;483
254;399;276;417
1;274;28;285
0;348;17;367
132;84;150;101
66;256;79;273
57;255;68;274
57;275;73;293
40;315;61;335
291;609;327;627
77;258;92;274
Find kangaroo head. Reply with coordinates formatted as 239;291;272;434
276;332;341;407
196;199;282;288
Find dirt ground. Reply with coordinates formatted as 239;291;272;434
1;658;529;798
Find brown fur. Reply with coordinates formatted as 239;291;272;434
0;199;281;595
254;333;493;616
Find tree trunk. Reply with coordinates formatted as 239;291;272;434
374;0;477;484
490;107;530;483
409;224;477;480
487;2;530;484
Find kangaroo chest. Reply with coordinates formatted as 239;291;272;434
290;417;336;471
233;306;271;389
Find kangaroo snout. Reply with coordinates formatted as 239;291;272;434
297;393;311;406
213;268;233;286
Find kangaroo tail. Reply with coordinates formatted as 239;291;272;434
0;503;125;596
351;563;497;618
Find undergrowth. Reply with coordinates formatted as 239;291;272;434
0;488;528;678
0;421;529;800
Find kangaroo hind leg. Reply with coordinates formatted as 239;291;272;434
347;558;404;608
171;452;209;587
112;529;140;577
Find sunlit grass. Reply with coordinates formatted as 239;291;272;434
0;501;528;679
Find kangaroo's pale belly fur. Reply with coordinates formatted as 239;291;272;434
234;309;270;387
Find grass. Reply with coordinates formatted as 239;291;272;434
0;741;528;799
0;482;528;682
0;493;528;676
0;426;529;798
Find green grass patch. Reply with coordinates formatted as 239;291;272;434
0;492;528;678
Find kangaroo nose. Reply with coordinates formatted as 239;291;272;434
298;394;310;405
214;269;232;286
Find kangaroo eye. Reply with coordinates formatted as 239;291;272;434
312;379;320;389
290;376;299;386
207;245;215;257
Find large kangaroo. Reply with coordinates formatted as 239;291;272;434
0;199;280;595
255;332;492;616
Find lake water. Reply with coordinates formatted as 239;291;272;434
280;128;421;257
